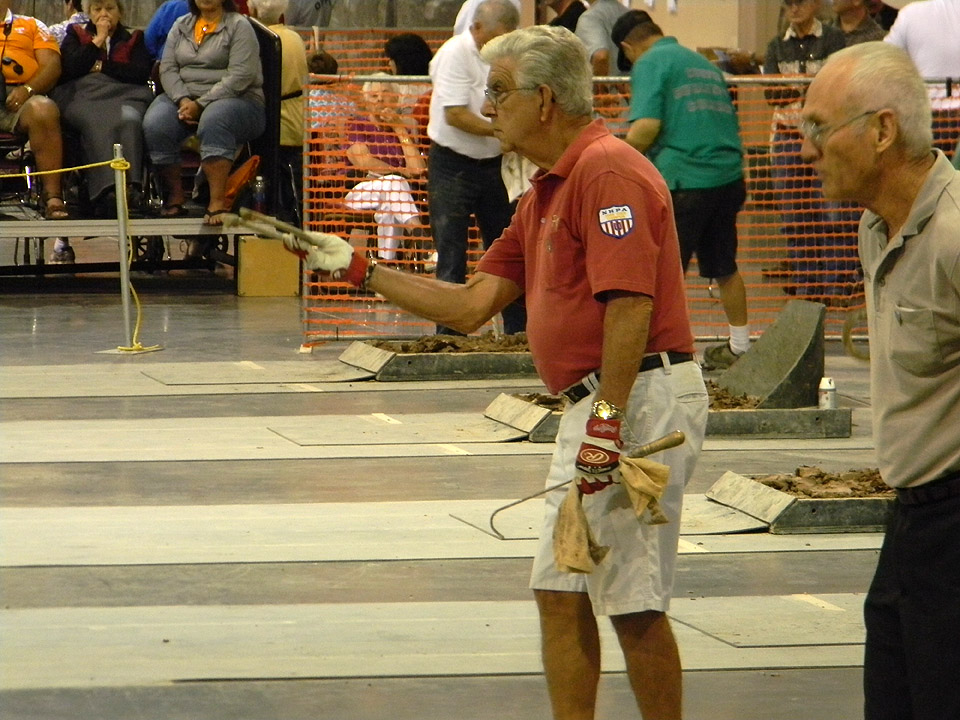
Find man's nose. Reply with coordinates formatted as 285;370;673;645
799;136;820;165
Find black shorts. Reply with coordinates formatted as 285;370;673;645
671;178;746;279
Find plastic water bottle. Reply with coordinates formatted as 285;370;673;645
818;377;837;409
251;175;267;213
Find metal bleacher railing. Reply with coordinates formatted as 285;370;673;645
295;34;959;344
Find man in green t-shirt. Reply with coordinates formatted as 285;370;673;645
614;10;750;369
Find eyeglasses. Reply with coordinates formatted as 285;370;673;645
799;110;878;150
483;85;538;108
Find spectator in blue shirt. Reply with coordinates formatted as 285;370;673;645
144;0;189;59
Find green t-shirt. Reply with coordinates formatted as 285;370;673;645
628;37;743;190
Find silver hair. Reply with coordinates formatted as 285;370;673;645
473;0;520;32
825;42;932;159
82;0;124;14
361;71;393;95
248;0;289;25
481;25;594;118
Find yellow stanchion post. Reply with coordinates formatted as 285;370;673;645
108;144;161;354
113;144;135;349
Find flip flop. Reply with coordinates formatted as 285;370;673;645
203;209;229;226
159;203;189;218
43;196;70;220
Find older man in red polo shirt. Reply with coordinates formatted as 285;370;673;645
284;25;707;720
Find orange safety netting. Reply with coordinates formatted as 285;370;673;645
295;28;449;74
299;69;960;344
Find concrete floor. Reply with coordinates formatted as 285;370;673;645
0;277;878;720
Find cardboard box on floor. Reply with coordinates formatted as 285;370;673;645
237;234;300;297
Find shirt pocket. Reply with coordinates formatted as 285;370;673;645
888;304;943;377
538;215;580;291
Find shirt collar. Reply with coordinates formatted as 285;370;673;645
533;118;610;184
784;18;823;41
864;150;955;243
899;150;956;240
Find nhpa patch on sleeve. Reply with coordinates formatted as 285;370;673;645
598;205;634;238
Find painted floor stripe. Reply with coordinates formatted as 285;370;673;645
0;597;865;690
0;499;880;568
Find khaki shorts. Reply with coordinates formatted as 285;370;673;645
529;358;708;617
0;97;28;134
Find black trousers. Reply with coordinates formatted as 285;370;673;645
863;490;960;719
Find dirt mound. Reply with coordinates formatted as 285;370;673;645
370;332;529;354
515;381;761;412
705;380;761;410
757;466;892;498
515;392;566;412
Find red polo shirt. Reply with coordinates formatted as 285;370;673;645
478;120;694;393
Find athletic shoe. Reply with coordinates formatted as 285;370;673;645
49;245;75;264
703;341;742;370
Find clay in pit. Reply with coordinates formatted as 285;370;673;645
514;381;761;412
370;332;529;354
757;466;892;499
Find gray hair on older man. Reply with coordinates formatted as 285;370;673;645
481;25;594;118
473;0;520;32
823;41;933;161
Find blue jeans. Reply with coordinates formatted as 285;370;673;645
143;93;265;165
427;142;525;335
770;129;860;296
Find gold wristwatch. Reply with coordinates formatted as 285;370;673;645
590;399;624;420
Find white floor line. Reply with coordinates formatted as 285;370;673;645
0;362;545;398
0;412;874;463
0;597;866;690
0;498;881;568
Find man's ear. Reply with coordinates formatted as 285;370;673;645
875;109;898;154
538;84;554;121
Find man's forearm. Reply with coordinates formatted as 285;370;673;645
591;50;610;77
596;292;653;410
625;118;660;154
365;265;518;335
444;106;495;137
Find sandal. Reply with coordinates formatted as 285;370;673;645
43;195;70;220
159;203;189;218
203;208;229;226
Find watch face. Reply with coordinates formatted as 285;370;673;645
592;400;621;419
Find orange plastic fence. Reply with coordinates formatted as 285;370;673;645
299;71;960;344
295;28;449;74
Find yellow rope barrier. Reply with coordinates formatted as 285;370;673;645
0;157;131;179
117;260;162;354
0;151;160;352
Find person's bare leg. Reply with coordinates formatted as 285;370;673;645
202;156;233;225
716;271;748;327
159;164;184;213
535;589;601;720
610;610;682;720
18;98;64;205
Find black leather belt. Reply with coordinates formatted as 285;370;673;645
896;468;960;506
561;352;694;404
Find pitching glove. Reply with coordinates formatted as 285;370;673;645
574;417;623;494
283;231;369;286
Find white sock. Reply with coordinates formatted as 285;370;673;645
729;324;750;355
53;238;70;252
